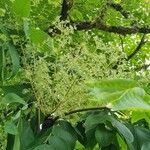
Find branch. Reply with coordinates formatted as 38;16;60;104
42;106;126;130
112;34;147;69
60;0;74;21
109;3;130;18
64;107;110;116
47;21;150;36
42;107;110;130
75;21;150;35
109;3;139;27
127;34;147;61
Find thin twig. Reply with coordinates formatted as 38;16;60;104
109;3;130;18
64;107;110;116
112;34;147;69
119;35;125;52
50;77;78;114
127;34;147;61
42;106;126;131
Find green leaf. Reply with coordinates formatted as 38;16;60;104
8;43;20;79
116;133;127;150
112;87;150;111
107;116;134;144
29;27;49;45
13;132;20;150
88;79;150;111
1;83;31;100
4;121;18;135
84;112;107;131
51;125;76;149
141;143;150;150
13;110;21;121
131;112;150;124
134;126;150;145
27;128;52;150
13;0;30;19
10;118;35;150
48;136;68;150
33;144;53;150
85;128;97;150
19;119;35;150
126;125;150;150
1;93;26;105
95;125;114;147
58;120;78;140
88;79;138;92
90;90;124;104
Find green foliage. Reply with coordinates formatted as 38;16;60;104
95;125;114;147
1;93;26;105
3;110;150;150
88;79;150;111
12;0;31;20
7;43;20;79
4;121;18;135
